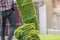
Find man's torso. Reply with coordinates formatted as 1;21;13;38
0;0;14;11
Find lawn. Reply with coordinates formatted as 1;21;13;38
40;34;60;40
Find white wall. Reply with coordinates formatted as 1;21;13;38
39;5;47;34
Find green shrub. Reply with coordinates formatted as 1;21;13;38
14;0;40;40
14;24;40;40
16;0;39;30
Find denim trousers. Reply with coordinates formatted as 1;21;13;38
1;9;16;40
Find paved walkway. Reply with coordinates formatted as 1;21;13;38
0;36;17;40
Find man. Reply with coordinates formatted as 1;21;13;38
0;0;16;40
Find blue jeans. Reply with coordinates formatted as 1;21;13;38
1;9;16;40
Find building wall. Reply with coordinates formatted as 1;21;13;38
44;0;53;29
